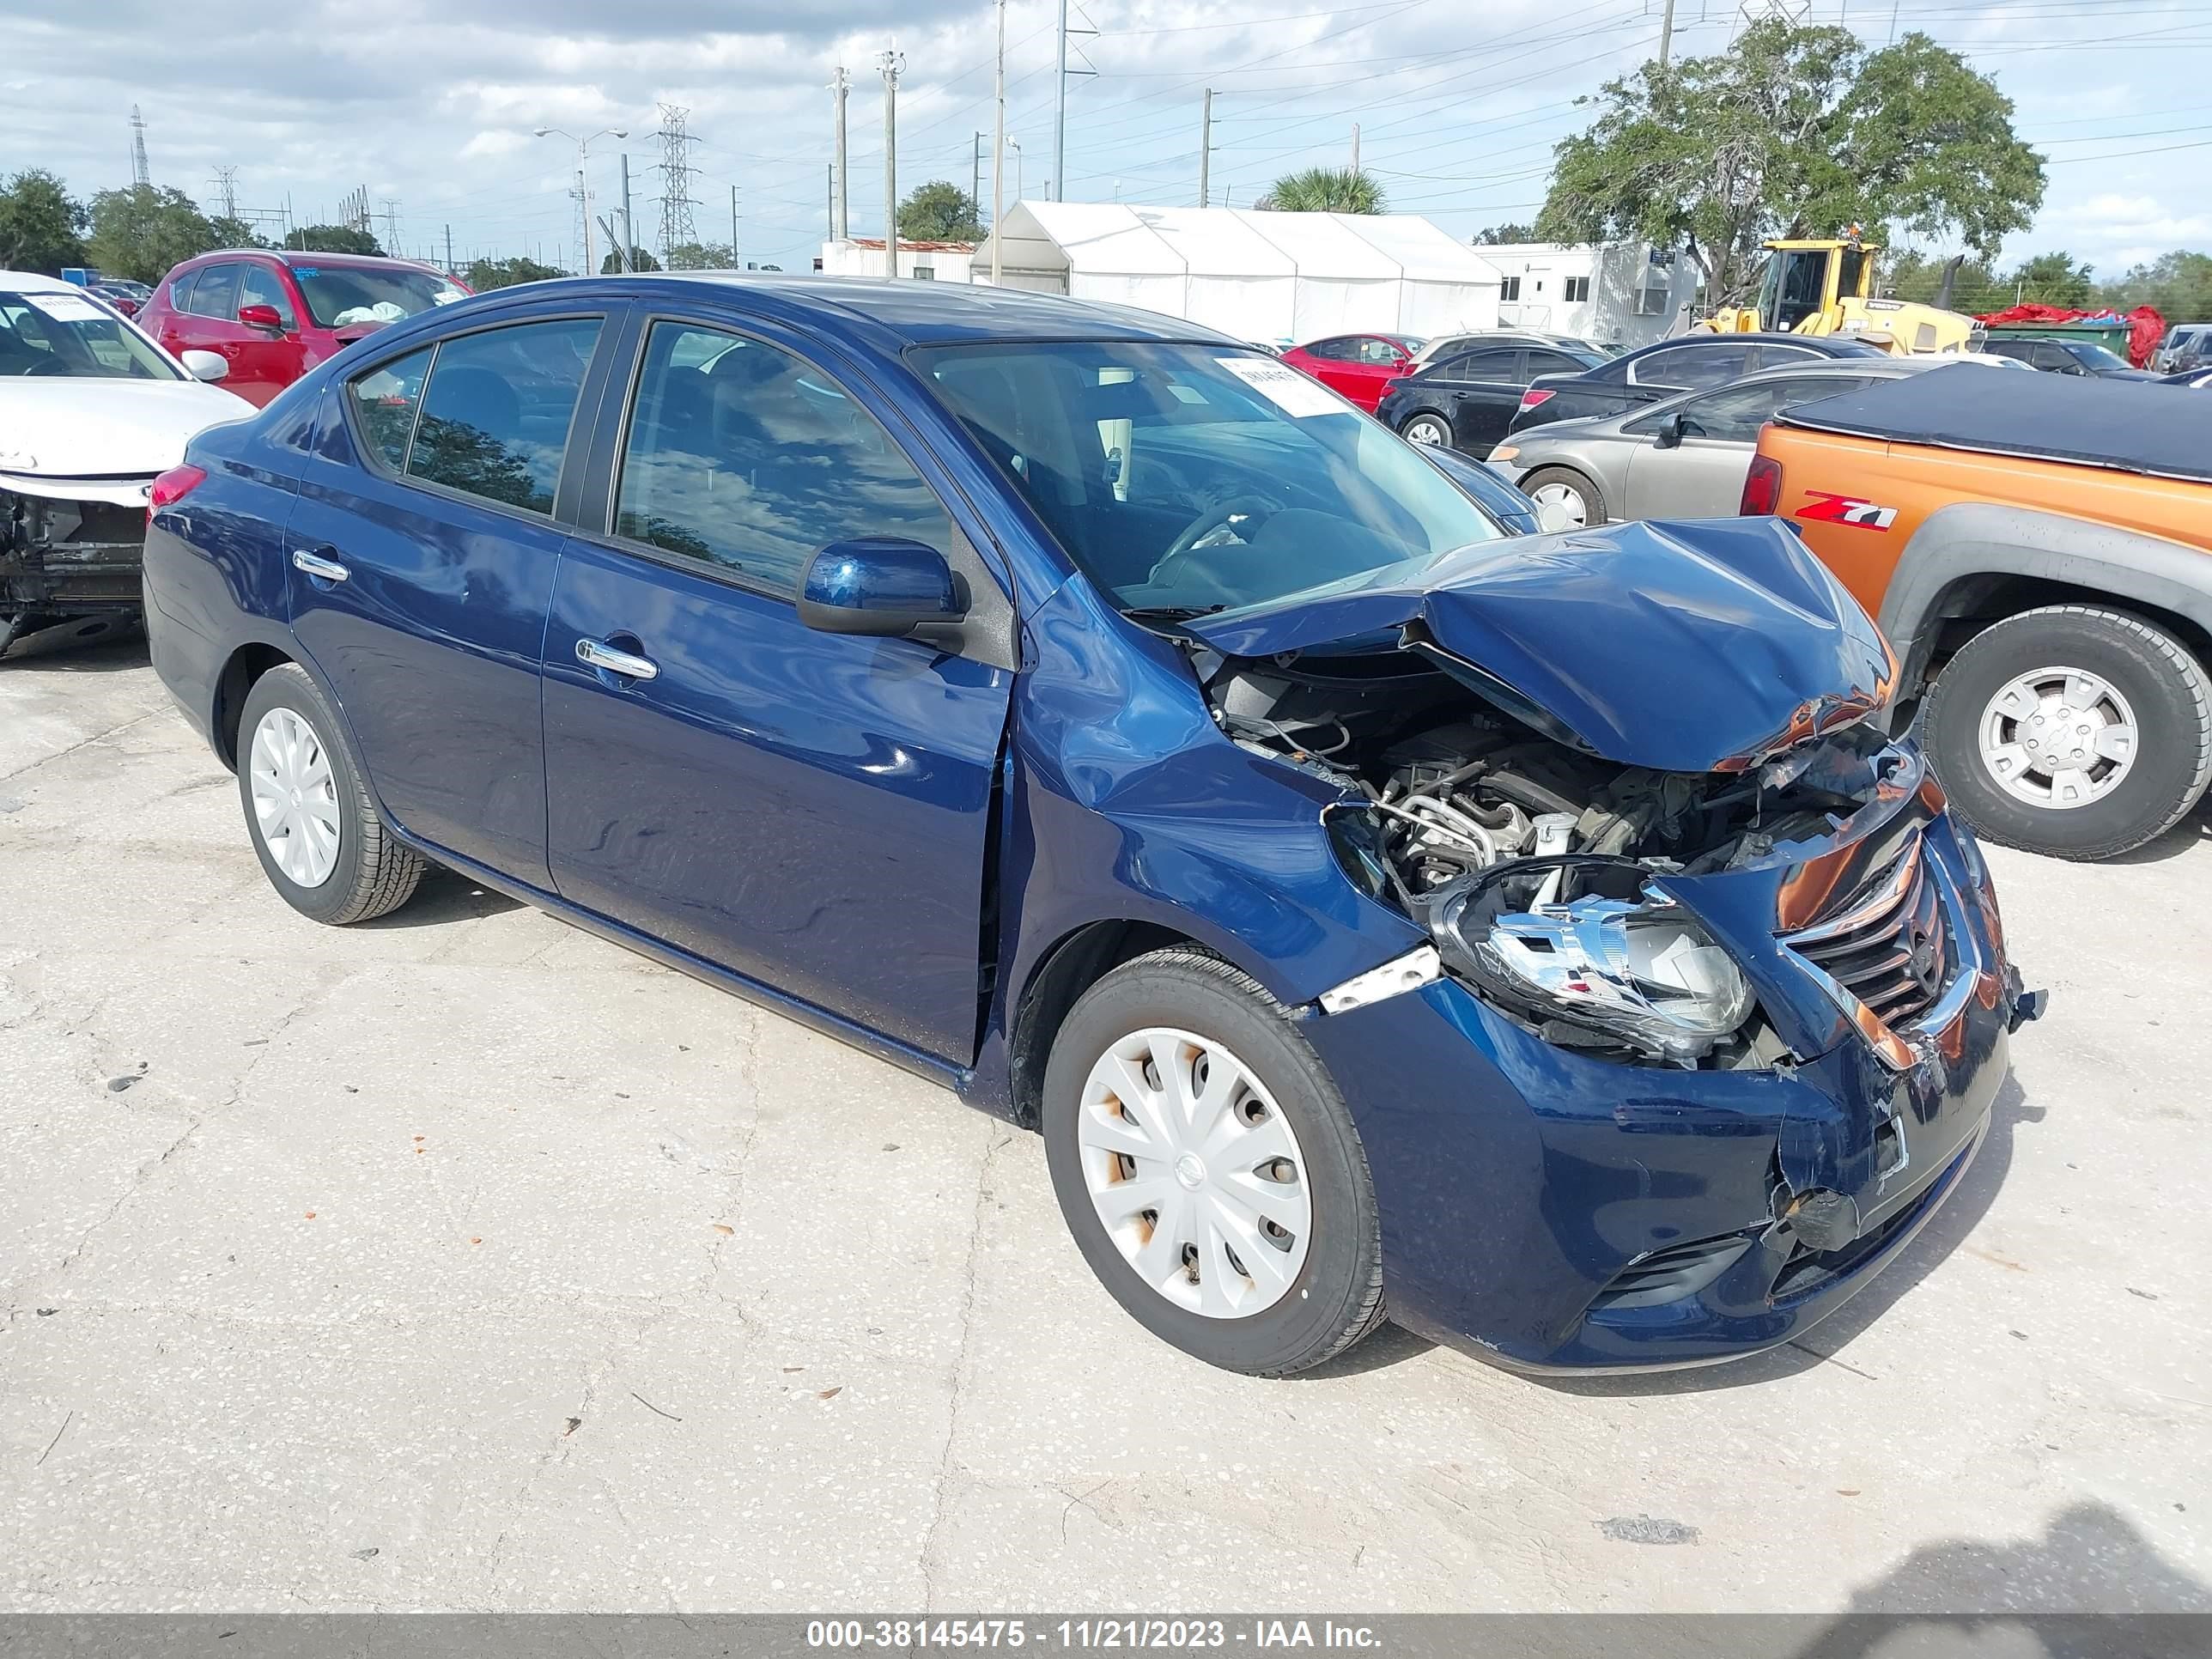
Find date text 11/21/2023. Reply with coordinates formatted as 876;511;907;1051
804;1619;1382;1650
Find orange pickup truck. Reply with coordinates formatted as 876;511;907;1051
1746;366;2212;860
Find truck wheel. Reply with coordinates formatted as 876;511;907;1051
236;663;427;923
1520;466;1605;529
1924;605;2212;860
1042;948;1387;1376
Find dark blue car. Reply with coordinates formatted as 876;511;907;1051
141;275;2039;1376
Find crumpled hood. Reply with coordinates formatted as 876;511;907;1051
1186;518;1896;774
0;378;248;481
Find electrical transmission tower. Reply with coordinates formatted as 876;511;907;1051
211;166;240;221
337;185;373;236
130;106;151;186
654;103;702;268
1735;0;1808;32
381;198;402;252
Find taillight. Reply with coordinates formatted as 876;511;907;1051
149;464;207;514
1519;387;1555;410
1740;453;1783;517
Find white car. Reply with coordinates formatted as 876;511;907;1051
2;270;247;655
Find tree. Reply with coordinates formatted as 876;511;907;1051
0;169;88;275
464;254;563;291
663;240;735;270
896;181;985;241
87;185;220;284
2004;251;2094;309
1473;222;1535;245
2099;250;2212;319
1536;21;2044;307
1257;167;1387;214
207;216;266;250
600;245;662;273
285;223;383;256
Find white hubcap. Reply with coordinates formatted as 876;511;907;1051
1405;418;1448;445
249;707;342;887
1529;480;1590;526
1978;666;2139;811
1077;1027;1313;1320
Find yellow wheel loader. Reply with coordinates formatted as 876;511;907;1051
1703;232;1982;356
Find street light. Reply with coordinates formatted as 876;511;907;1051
534;125;628;274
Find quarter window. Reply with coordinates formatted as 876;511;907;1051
613;322;953;596
347;346;432;471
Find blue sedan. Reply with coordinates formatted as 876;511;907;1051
141;275;2038;1376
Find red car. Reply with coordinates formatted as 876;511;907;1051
1279;331;1426;413
138;249;471;408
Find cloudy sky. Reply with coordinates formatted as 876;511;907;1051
6;0;2208;278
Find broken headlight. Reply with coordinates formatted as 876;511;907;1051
1429;862;1754;1064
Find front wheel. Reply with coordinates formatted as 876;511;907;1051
1042;948;1386;1376
1923;605;2212;860
236;663;427;923
1399;411;1452;447
1519;465;1605;529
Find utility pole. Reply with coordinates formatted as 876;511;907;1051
1660;0;1678;65
992;0;1006;285
444;223;454;276
827;162;835;240
879;47;904;278
973;131;984;219
1887;0;1899;42
1198;89;1212;209
731;185;740;267
1053;0;1096;202
620;153;635;270
1349;123;1360;177
830;64;850;241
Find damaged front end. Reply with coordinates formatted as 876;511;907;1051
1171;518;2041;1367
2;480;151;650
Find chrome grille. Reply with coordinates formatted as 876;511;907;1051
1783;836;1950;1030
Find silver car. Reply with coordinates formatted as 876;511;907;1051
1486;357;1960;527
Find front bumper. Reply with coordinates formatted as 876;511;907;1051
2;489;149;624
1299;789;2033;1373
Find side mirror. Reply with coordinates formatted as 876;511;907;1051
798;538;967;640
1651;411;1686;449
236;303;284;332
179;349;228;383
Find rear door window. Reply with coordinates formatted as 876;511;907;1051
186;263;241;321
1435;348;1519;383
402;319;602;514
611;321;953;597
1304;337;1356;362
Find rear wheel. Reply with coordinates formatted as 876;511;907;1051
1042;948;1386;1376
1399;411;1452;447
236;663;426;923
1519;465;1605;528
1923;605;2212;860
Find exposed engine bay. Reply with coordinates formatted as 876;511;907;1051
2;488;149;647
1194;647;1904;1067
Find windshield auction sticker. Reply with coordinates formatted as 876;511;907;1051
25;291;106;323
1217;355;1346;417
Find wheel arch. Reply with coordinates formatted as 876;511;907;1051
1006;919;1211;1129
212;641;302;771
1879;503;2212;700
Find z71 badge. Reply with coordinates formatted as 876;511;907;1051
1798;490;1899;530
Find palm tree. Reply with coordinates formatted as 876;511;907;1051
1255;167;1388;214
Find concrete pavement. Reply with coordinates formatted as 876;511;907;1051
3;629;2208;1613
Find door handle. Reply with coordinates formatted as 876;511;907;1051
575;637;659;681
292;549;349;583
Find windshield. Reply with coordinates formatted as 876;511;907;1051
0;289;179;380
916;340;1504;615
2069;343;2132;371
291;263;467;328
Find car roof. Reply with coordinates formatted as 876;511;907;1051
0;270;83;293
540;272;1248;348
174;248;447;275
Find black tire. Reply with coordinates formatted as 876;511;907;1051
1923;605;2212;860
1518;465;1607;527
1042;947;1386;1376
1398;410;1454;447
235;662;426;924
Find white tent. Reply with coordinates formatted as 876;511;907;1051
970;204;1503;343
